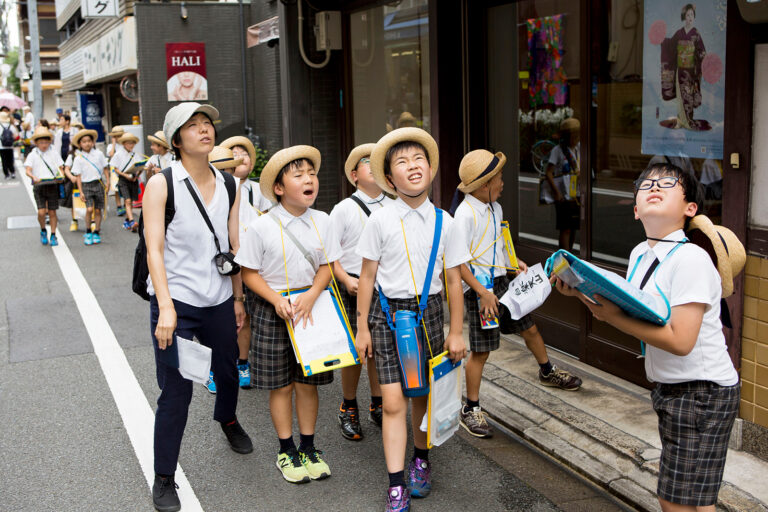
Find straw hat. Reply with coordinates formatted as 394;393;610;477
457;149;506;193
30;125;54;142
208;146;243;170
344;143;376;186
118;132;139;145
687;215;746;298
72;129;98;148
397;111;417;128
49;118;59;126
72;122;84;130
220;136;256;168
108;126;124;138
560;118;580;133
370;127;439;196
259;145;321;203
0;112;10;123
147;130;170;149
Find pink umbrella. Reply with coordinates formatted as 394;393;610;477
0;88;27;110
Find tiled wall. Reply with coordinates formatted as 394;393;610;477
741;254;768;428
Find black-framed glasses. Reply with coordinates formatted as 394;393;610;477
634;176;680;190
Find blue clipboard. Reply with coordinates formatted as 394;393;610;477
281;286;360;376
544;250;668;326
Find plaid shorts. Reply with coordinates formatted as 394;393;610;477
466;275;533;352
651;380;740;506
33;183;59;210
247;294;334;390
336;277;357;333
369;291;445;385
61;181;74;208
81;180;104;210
117;178;139;202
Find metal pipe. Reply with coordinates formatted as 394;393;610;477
28;0;43;121
237;0;252;138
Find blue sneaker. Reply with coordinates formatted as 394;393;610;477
408;457;431;498
84;232;93;245
49;234;58;247
92;232;101;244
40;230;48;245
385;485;411;511
117;207;126;216
238;362;251;389
205;372;216;394
122;220;131;230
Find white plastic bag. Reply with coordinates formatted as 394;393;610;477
499;263;552;320
177;336;212;384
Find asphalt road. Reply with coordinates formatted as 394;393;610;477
0;162;631;512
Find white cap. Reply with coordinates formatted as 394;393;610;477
162;102;219;150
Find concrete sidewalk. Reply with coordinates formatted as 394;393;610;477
477;334;768;512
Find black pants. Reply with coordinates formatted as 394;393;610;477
0;148;14;177
150;296;239;475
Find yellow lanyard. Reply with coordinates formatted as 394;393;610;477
400;218;435;360
465;201;517;272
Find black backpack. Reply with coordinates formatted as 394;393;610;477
131;167;237;301
1;124;14;147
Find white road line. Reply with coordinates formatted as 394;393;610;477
20;174;204;511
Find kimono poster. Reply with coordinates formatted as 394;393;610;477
641;0;727;159
166;43;208;102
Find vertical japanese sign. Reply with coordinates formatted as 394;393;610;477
641;0;727;159
166;43;208;102
81;0;119;18
78;93;105;142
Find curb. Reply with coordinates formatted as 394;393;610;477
478;361;768;512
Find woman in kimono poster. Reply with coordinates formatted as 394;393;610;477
642;0;727;160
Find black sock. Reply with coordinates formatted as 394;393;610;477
94;230;99;235
237;358;248;366
299;433;314;452
342;397;358;410
465;398;480;411
539;361;554;376
86;228;92;234
388;470;406;488
370;396;382;408
278;436;296;454
413;447;429;461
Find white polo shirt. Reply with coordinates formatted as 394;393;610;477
110;148;140;177
330;190;394;276
146;161;234;308
357;197;465;299
70;149;108;183
236;203;342;292
149;152;174;171
24;147;64;180
449;195;510;293
238;180;274;234
626;229;738;386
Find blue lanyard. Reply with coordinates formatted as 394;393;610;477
629;239;688;355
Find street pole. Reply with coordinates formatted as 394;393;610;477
28;0;43;121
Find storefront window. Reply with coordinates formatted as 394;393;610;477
349;0;430;145
592;0;725;265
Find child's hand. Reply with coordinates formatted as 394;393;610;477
355;328;373;359
291;292;317;328
344;275;359;296
444;332;467;363
518;260;529;274
551;276;581;298
478;289;499;318
581;294;623;322
273;296;294;321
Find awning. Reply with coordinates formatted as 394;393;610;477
21;79;64;92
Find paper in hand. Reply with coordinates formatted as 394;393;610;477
499;263;552;320
177;336;212;384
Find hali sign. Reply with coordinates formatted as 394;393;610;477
166;43;208;102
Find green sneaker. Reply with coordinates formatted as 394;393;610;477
299;447;331;480
276;449;310;484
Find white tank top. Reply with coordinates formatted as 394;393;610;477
147;161;233;307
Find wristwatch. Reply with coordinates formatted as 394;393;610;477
234;296;245;303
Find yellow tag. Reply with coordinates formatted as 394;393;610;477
569;173;578;198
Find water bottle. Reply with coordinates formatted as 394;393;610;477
393;309;429;397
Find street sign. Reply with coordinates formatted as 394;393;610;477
81;0;119;18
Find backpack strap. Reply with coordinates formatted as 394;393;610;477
219;167;236;212
418;207;443;319
350;195;372;217
161;167;175;228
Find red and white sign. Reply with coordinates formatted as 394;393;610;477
166;43;208;102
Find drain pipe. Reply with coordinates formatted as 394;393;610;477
238;0;252;138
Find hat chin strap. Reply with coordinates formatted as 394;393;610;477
400;189;426;199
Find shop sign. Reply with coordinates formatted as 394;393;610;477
82;17;137;83
641;0;727;159
78;93;106;142
81;0;119;18
247;16;279;47
166;43;208;102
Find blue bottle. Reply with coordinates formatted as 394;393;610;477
393;310;429;397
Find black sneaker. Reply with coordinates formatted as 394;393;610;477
152;474;180;512
369;402;383;428
338;404;363;441
221;418;253;454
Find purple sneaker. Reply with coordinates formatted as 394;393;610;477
408;457;432;498
385;485;410;512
